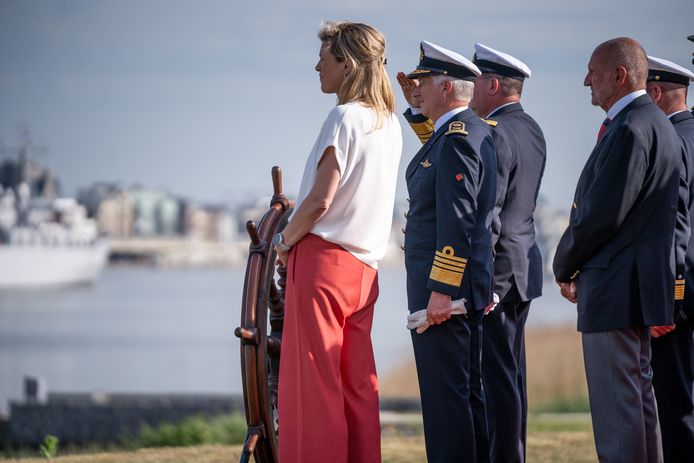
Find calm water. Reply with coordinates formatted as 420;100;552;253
0;266;576;414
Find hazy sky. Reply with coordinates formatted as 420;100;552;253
0;0;692;210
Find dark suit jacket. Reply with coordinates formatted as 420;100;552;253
404;108;497;312
553;94;682;332
487;103;546;302
673;110;694;321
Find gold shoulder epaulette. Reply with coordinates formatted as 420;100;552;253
481;118;498;127
445;121;468;136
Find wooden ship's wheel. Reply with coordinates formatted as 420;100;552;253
235;166;292;463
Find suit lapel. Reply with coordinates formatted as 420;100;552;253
578;96;652;200
595;95;650;148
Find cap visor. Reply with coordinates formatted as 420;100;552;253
406;68;439;79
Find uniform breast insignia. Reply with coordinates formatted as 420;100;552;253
481;118;498;127
430;245;467;287
420;159;432;168
445;121;468;136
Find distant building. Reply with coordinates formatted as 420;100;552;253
126;189;181;237
183;202;235;242
97;191;134;238
77;182;124;218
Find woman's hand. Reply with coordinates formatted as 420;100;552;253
275;248;289;267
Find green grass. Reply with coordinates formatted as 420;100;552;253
135;414;247;447
1;413;597;462
528;413;593;433
0;432;598;463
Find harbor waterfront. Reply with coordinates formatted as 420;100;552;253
0;266;577;415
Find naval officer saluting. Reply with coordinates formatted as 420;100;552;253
646;55;694;462
402;40;496;462
398;43;546;462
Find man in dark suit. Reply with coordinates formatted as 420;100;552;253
402;40;496;462
646;54;694;462
469;43;546;463
553;37;682;463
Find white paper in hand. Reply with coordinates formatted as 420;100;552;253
406;298;468;334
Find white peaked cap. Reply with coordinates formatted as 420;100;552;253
473;43;531;80
407;40;480;81
647;55;694;86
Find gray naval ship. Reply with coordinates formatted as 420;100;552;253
0;131;108;288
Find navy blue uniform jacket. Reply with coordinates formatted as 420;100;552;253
553;95;682;332
673;110;694;320
405;108;497;313
488;103;546;302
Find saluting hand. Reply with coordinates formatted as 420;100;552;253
426;291;453;326
396;72;421;109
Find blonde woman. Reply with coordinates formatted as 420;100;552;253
274;21;402;463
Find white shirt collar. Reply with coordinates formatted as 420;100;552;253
606;89;647;120
486;102;516;118
668;109;688;119
434;106;468;132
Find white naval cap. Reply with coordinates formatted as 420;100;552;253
407;40;480;82
647;55;694;86
473;43;531;81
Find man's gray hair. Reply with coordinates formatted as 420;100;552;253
433;75;474;102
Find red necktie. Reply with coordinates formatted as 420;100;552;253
597;117;611;141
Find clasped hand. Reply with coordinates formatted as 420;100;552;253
556;280;577;303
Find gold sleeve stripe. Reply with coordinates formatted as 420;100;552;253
416;134;433;144
434;255;466;270
410;120;434;134
409;120;434;144
675;279;686;300
435;250;467;263
570;270;580;280
432;260;466;273
430;265;463;287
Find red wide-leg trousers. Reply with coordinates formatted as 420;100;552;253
278;234;381;463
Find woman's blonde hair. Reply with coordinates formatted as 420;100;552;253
318;21;396;126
